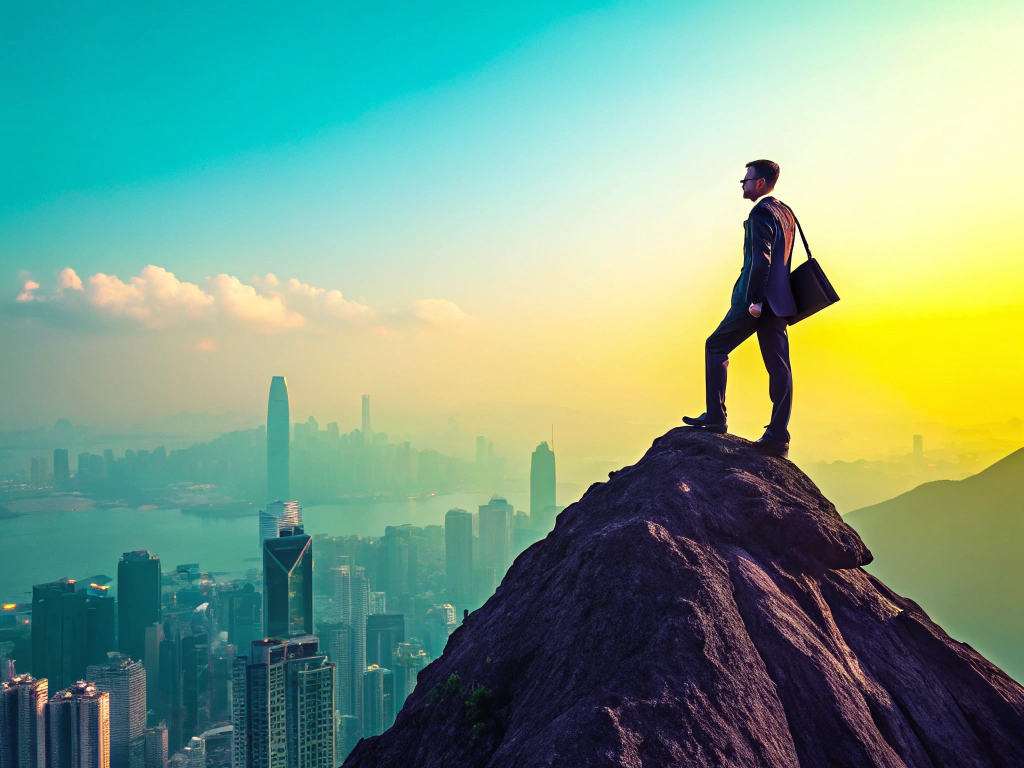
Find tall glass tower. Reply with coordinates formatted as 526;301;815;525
360;395;371;443
267;377;290;504
118;552;161;665
530;442;557;531
444;509;473;611
263;529;313;638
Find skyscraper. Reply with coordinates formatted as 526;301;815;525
232;638;334;768
444;509;473;610
365;615;404;670
53;450;70;491
349;569;369;732
392;643;429;712
228;658;246;768
0;674;48;768
330;567;351;624
180;737;203;768
143;626;161;714
257;502;302;548
32;581;115;692
360;667;393;738
530;442;557;530
379;527;414;601
118;553;162;665
335;717;359;765
267;377;290;504
143;726;166;768
479;496;513;580
222;585;261;653
367;593;386;616
46;682;110;768
315;622;354;721
263;530;313;638
360;396;371;443
86;654;145;768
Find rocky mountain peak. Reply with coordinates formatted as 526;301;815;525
344;428;1024;768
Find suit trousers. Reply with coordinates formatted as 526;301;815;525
704;304;793;440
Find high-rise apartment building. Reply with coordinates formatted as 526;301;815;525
229;658;246;768
0;674;48;768
46;682;110;768
86;654;145;768
267;377;290;504
32;581;115;691
263;530;313;639
365;616;404;670
118;553;162;665
530;442;557;530
444;509;473;610
479;497;513;580
231;638;334;768
143;726;166;768
258;502;302;548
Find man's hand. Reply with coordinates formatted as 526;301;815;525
749;302;762;318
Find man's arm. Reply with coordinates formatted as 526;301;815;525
745;208;775;312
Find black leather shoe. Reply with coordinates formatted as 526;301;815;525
682;413;728;433
753;433;790;457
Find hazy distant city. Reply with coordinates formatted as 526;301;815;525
0;376;567;767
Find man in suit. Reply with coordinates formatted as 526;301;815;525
683;159;797;455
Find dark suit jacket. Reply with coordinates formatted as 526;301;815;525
730;196;798;318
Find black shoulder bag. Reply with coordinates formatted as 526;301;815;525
788;214;839;324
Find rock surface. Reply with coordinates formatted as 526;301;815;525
343;429;1024;768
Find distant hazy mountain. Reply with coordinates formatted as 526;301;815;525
845;446;1024;682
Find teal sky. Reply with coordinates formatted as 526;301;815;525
4;0;990;295
4;0;610;207
2;0;1022;469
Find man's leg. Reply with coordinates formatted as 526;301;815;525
756;308;793;441
705;308;758;423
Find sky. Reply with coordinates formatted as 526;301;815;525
2;0;1023;471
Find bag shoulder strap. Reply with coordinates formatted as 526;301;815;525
783;203;813;262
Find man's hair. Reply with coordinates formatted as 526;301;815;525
745;159;780;187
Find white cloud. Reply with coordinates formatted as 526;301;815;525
56;268;83;293
12;264;469;335
83;265;214;328
412;298;470;326
16;280;40;302
207;274;306;333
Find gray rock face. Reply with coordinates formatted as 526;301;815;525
343;429;1024;768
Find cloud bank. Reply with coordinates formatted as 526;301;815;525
12;266;469;334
